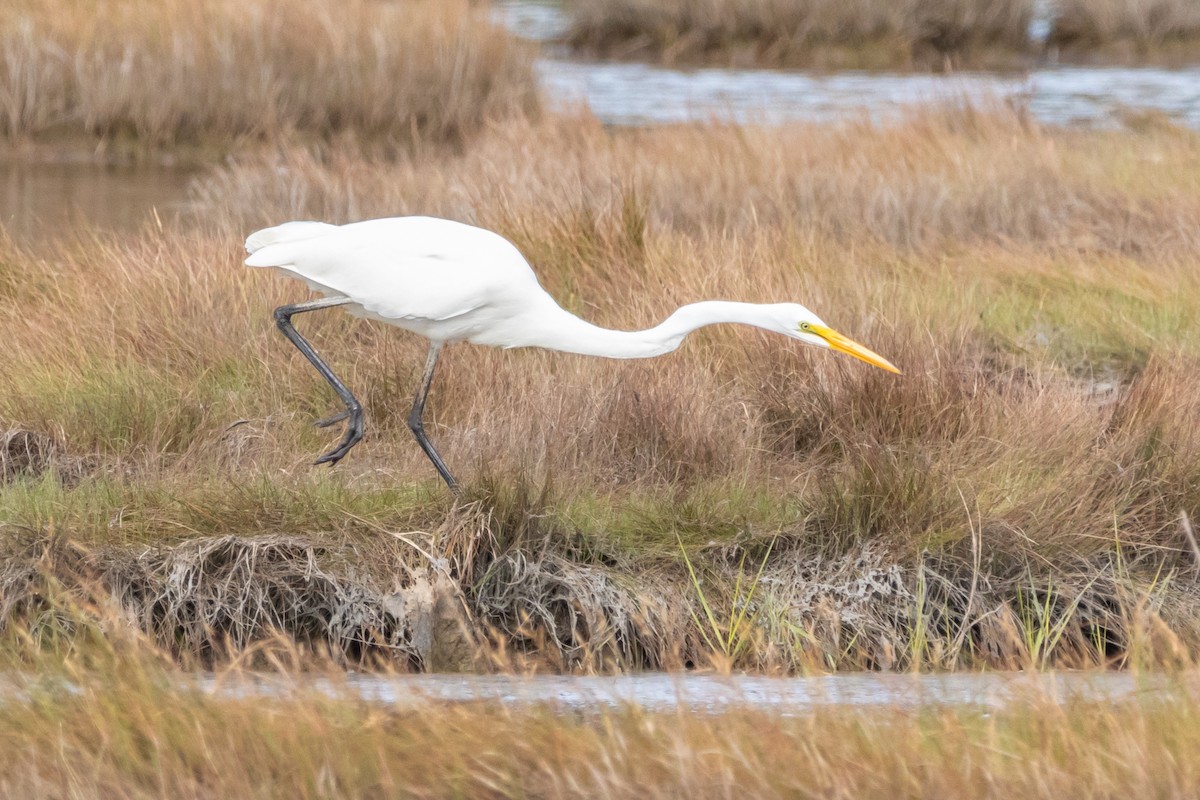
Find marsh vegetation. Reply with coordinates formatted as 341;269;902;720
2;0;1200;792
563;0;1200;68
4;634;1200;799
0;0;537;153
3;107;1200;672
564;0;1037;69
1049;0;1200;61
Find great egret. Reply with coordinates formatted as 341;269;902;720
246;216;900;492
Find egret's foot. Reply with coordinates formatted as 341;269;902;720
314;406;364;466
313;409;350;429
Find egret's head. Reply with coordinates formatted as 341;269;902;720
773;303;901;374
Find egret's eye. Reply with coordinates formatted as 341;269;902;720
799;322;811;332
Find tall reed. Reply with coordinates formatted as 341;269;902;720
0;0;538;149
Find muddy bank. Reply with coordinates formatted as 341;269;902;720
3;509;1196;672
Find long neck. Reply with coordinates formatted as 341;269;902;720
502;300;780;359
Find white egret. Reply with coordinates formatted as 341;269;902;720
246;216;899;492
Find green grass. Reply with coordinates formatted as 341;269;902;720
980;262;1200;370
0;471;446;546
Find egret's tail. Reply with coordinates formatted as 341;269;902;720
245;221;337;257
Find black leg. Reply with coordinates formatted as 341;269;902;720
408;342;459;493
273;298;364;466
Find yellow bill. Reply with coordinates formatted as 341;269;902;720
810;324;901;374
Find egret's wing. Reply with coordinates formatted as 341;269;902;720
245;217;535;323
245;221;336;255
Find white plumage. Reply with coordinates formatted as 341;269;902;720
247;217;549;344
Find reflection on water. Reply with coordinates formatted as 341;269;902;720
0;161;193;248
492;0;569;43
203;672;1163;714
495;1;1200;128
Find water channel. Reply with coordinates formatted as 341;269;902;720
0;160;194;247
178;670;1171;712
495;0;1200;128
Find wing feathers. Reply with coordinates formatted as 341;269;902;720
245;221;338;261
243;217;539;328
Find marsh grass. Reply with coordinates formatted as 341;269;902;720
1049;0;1200;60
0;0;538;153
564;0;1036;69
681;533;775;665
564;0;1200;67
195;108;1200;259
2;628;1200;798
1;107;1199;670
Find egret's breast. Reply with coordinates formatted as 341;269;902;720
349;305;494;345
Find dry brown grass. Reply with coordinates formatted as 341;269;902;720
194;106;1200;254
1;107;1199;669
565;0;1036;68
2;632;1200;799
0;0;538;151
1050;0;1200;55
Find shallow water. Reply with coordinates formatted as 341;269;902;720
203;671;1162;713
495;1;1200;128
0;160;193;248
535;60;1200;128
